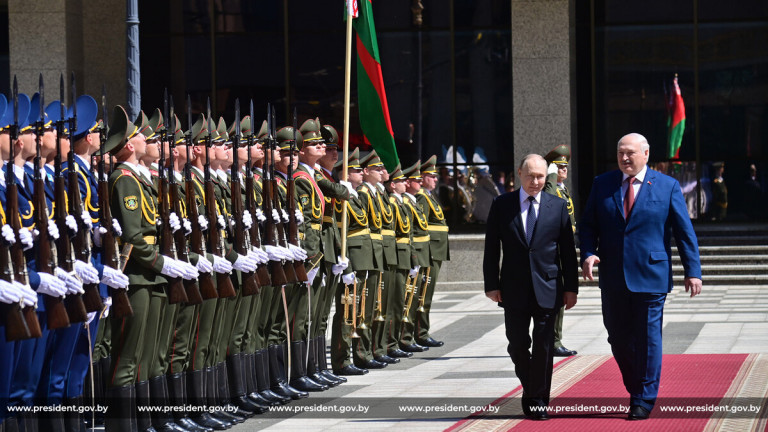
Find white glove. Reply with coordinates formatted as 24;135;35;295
249;247;269;265
17;281;38;307
281;209;290;223
196;256;213;273
340;180;358;198
37;272;67;297
0;279;20;304
332;256;349;276
409;266;420;278
198;215;209;231
1;224;15;245
102;296;113;318
80;210;93;230
254;208;266;223
39;220;60;241
160;257;184;278
65;215;78;235
288;244;308;261
178;261;200;280
169;212;181;233
233;254;258;273
55;267;84;295
86;311;97;324
307;267;319;285
271;209;281;224
102;266;130;289
547;163;558;175
229;216;237;228
265;245;288;261
294;209;304;225
112;218;122;236
242;211;253;229
341;272;356;286
217;215;227;230
212;255;233;274
74;260;100;284
19;228;33;251
183;218;192;236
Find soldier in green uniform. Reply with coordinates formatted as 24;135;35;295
415;156;448;348
711;162;727;221
385;165;416;359
400;161;432;353
102;105;198;431
543;145;578;357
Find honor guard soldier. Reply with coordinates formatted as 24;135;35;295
400;161;432;352
543;144;578;357
384;165;417;359
415;155;448;348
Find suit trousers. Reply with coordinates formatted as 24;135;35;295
503;299;556;404
601;286;666;411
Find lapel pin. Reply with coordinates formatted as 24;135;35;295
647;181;652;185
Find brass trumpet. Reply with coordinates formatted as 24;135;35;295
402;269;419;323
373;271;385;322
357;277;369;330
349;278;360;339
417;267;431;313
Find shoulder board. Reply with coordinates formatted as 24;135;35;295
359;185;369;193
149;169;159;176
121;169;133;176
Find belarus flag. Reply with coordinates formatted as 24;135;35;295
666;76;686;160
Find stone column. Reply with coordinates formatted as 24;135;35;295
511;0;576;197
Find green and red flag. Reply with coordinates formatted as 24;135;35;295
351;0;400;170
666;76;686;160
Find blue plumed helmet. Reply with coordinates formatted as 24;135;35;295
66;95;99;142
28;93;52;131
0;93;31;131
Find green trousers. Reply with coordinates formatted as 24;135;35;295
416;259;442;341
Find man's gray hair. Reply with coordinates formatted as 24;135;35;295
518;154;547;171
618;133;650;151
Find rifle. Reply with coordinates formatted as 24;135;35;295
204;98;236;298
34;74;73;329
286;108;307;282
230;99;259;296
261;104;287;287
99;87;133;318
159;91;188;305
6;77;42;338
167;96;202;305
64;74;103;313
185;96;216;300
246;100;270;287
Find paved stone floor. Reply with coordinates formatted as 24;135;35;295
235;283;768;431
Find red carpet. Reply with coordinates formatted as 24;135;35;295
446;354;768;432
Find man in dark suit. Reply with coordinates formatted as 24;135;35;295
483;154;578;420
580;133;702;420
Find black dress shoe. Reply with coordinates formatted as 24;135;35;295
389;349;413;358
356;359;387;369
290;376;329;392
310;372;339;387
417;337;444;348
374;355;400;364
527;410;550;420
553;346;577;357
628;405;650;420
401;343;428;353
334;365;368;376
320;369;347;383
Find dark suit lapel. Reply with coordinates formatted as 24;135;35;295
613;172;624;221
510;191;526;243
530;193;554;244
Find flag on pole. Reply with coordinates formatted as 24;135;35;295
666;75;686;159
353;0;399;170
347;0;358;18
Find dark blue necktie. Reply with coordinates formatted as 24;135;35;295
526;195;537;243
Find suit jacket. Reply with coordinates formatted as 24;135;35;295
579;168;701;294
483;190;578;310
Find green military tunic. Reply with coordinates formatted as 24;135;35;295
399;192;431;347
388;192;415;353
415;188;450;342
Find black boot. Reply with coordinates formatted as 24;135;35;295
308;336;339;387
167;372;211;432
211;363;247;424
255;349;289;405
136;380;158;432
18;412;39;432
289;340;328;392
317;335;347;384
226;355;265;415
268;344;308;400
3;417;20;432
105;384;137;432
187;369;229;431
62;396;86;432
245;352;277;407
149;375;189;432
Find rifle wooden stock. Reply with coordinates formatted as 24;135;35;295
185;180;217;300
158;175;188;304
271;182;298;284
285;178;307;282
231;172;259;296
98;179;133;318
6;183;42;338
67;168;103;312
34;176;71;329
55;174;90;323
170;182;202;304
0;248;31;340
245;173;271;287
262;175;287;287
205;180;236;298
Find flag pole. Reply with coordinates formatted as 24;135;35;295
341;4;354;260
